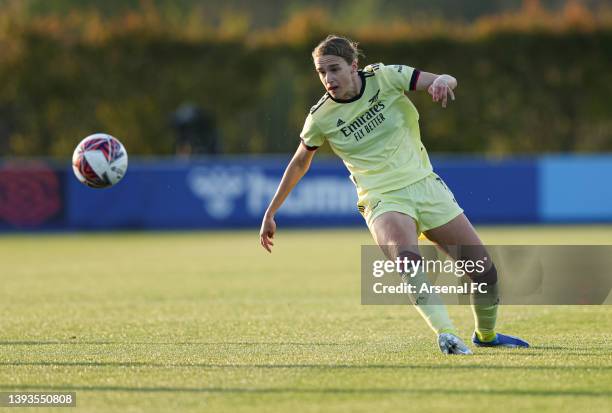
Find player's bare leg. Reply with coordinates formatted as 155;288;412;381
424;213;529;348
423;212;484;247
369;211;419;259
369;211;472;355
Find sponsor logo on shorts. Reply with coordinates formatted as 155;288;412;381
357;200;381;216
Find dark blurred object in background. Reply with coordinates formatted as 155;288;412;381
171;104;219;156
0;105;13;156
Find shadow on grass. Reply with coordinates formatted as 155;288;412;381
0;341;343;346
530;345;604;351
473;345;610;357
0;384;609;398
1;361;610;371
1;342;608;352
474;352;608;357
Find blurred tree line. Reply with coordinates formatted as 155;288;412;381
4;0;612;27
0;0;611;156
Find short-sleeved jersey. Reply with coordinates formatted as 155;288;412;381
300;62;433;197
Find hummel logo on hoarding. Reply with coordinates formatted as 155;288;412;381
368;89;380;105
337;119;345;127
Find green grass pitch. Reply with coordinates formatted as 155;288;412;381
0;226;611;412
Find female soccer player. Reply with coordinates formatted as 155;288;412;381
259;35;528;354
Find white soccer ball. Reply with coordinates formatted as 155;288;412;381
72;133;128;189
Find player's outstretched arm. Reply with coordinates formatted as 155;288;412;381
259;143;317;253
414;71;457;108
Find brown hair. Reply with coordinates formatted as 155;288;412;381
312;35;363;65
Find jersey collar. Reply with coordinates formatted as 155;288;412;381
327;71;366;104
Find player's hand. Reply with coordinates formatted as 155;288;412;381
428;77;455;108
259;214;276;253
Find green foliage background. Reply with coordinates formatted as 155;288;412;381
0;0;611;156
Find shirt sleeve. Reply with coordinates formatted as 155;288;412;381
299;113;325;150
379;63;421;92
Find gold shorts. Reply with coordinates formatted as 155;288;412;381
357;173;464;234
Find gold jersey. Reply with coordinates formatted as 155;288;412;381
300;63;433;197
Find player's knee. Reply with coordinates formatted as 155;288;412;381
468;262;498;285
397;250;423;275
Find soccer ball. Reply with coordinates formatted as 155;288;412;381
72;133;128;189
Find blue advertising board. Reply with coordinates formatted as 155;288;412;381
66;157;361;229
2;154;612;231
539;155;612;222
435;156;538;223
65;156;539;230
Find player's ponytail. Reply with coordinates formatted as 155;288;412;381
312;35;364;65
